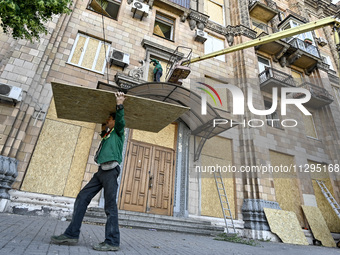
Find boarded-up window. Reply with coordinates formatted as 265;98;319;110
147;58;168;82
204;34;225;61
302;114;317;138
68;33;110;74
205;0;224;25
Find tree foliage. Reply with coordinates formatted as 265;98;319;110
0;0;73;41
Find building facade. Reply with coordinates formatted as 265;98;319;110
0;0;340;237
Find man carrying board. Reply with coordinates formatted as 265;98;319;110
51;92;125;252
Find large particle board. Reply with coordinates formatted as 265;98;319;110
264;208;309;245
301;205;336;247
51;82;189;133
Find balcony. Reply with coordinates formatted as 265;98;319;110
167;0;190;8
284;38;321;70
259;67;296;94
249;0;278;22
252;22;291;58
293;82;334;108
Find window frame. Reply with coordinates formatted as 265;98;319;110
280;18;316;45
320;54;335;71
67;33;111;74
204;34;226;62
87;0;122;20
257;56;271;73
153;13;175;41
206;0;225;26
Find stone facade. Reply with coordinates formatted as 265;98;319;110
0;0;340;237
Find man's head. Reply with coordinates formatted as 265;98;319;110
106;112;116;129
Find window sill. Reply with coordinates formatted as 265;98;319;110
66;62;105;75
86;8;118;21
153;33;174;43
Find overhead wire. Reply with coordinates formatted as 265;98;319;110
100;0;110;84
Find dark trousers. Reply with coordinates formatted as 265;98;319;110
153;70;163;82
64;166;120;246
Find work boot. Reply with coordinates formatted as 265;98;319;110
51;234;78;244
93;242;120;251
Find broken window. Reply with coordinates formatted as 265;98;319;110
153;13;175;40
88;0;121;20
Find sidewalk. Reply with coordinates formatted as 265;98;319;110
0;213;338;255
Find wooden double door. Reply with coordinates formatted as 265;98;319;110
119;140;175;216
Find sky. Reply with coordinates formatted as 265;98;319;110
332;0;339;4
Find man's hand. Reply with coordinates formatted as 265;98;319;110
115;92;125;105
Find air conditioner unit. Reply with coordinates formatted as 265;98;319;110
110;50;130;68
195;29;208;43
317;37;328;47
0;83;23;105
131;0;149;18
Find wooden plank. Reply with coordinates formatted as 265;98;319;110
264;208;309;245
302;205;336;247
51;82;189;133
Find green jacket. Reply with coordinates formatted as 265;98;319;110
151;59;162;74
96;107;125;164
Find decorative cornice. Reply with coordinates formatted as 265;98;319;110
187;9;209;30
141;39;184;59
187;10;256;46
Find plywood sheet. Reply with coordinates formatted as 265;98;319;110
301;205;336;247
51;82;189;133
264;208;309;245
132;124;176;149
63;127;95;198
21;119;80;195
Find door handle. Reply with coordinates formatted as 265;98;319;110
149;175;153;189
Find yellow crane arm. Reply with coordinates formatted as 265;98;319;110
183;15;340;65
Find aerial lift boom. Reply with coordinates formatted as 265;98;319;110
181;15;340;66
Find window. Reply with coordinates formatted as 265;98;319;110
257;56;270;73
281;19;315;45
302;114;317;139
205;0;225;25
153;13;175;41
88;0;121;19
264;100;281;129
321;54;335;71
204;34;225;61
68;33;110;74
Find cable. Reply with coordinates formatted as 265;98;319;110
100;0;110;84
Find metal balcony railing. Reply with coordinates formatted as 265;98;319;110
259;67;296;87
168;0;190;8
297;82;334;101
252;21;278;35
285;37;320;58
